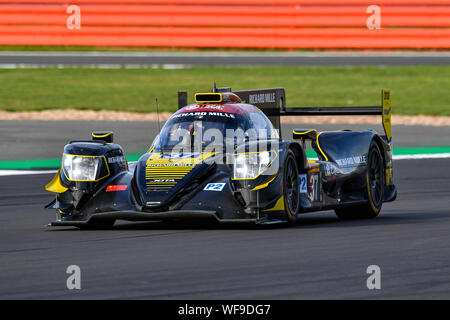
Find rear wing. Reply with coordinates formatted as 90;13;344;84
177;87;392;142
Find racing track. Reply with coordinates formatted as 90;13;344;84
1;158;449;299
0;52;449;67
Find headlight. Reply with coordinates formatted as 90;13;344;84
62;154;106;181
232;151;275;179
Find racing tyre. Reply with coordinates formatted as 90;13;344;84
335;141;384;220
283;150;300;224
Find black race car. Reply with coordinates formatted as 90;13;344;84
45;87;397;228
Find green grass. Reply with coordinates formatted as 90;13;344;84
0;66;449;115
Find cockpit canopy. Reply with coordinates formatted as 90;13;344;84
152;102;279;153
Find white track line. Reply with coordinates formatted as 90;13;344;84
0;170;57;176
393;153;450;160
0;64;190;69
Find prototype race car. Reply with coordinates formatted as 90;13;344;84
45;86;397;228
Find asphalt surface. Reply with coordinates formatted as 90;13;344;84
1;52;450;67
2;120;450;161
0;158;449;299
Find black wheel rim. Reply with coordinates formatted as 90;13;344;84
284;156;299;214
368;148;383;207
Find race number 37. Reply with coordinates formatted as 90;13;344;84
204;183;226;191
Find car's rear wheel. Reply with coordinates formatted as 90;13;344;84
283;150;300;224
335;141;384;220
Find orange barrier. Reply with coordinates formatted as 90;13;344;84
1;1;449;48
0;0;449;4
2;26;449;48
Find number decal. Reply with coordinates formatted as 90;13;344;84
309;173;320;201
299;174;307;193
204;183;226;191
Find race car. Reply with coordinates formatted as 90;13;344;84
45;86;397;228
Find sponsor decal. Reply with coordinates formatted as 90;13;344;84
204;183;226;191
335;155;367;168
172;111;235;119
108;155;125;164
185;104;224;111
299;174;307;193
106;185;127;192
249;92;276;104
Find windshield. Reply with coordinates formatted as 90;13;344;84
157;116;241;151
153;107;278;153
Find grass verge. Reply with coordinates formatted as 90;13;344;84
0;66;449;115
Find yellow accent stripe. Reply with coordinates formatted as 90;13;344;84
264;195;285;212
146;182;177;184
145;172;190;174
385;168;391;185
146;184;175;185
293;129;315;135
252;172;278;191
316;132;329;162
292;129;317;140
382;88;392;143
146;168;193;170
146;152;215;165
146;171;192;173
147;187;175;189
147;182;175;183
146;183;177;185
92;132;113;138
147;176;186;178
147;185;174;187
